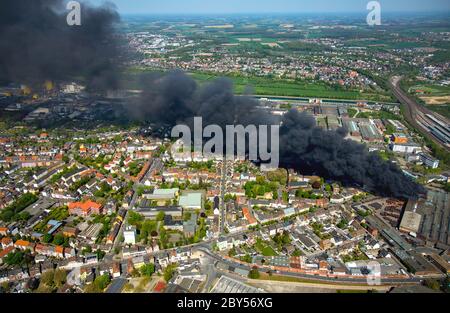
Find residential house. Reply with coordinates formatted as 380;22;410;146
68;200;103;217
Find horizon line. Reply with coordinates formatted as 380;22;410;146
118;10;450;16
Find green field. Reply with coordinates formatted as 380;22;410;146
254;239;278;256
190;72;390;101
406;83;450;118
409;84;450;96
122;67;393;101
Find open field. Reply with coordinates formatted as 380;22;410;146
409;84;450;96
122;277;160;293
190;72;391;101
402;81;450;119
419;96;450;105
247;274;392;293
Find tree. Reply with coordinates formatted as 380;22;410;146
137;185;146;197
240;254;252;263
82;245;92;255
272;191;278;200
444;276;450;293
282;191;289;202
84;283;101;293
131;268;141;278
443;183;450;192
96;249;106;261
0;193;38;222
40;270;55;287
140;263;155;277
248;266;260;279
53;269;67;288
337;219;349;229
156;211;165;222
425;279;441;291
128;211;144;226
35;283;53;293
1;282;10;293
52;234;65;245
94;274;111;291
4;250;25;266
281;231;291;244
164;264;177;282
42;233;53;243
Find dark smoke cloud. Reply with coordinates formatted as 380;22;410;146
131;70;275;128
131;70;425;199
279;110;426;198
0;0;121;90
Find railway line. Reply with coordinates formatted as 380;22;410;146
390;76;450;152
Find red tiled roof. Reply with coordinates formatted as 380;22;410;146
153;281;167;292
242;207;257;224
1;237;12;244
68;200;102;212
14;239;30;247
55;246;64;254
35;243;46;252
0;246;14;258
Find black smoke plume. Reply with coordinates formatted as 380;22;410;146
131;70;425;199
131;70;274;128
0;0;121;91
279;110;426;198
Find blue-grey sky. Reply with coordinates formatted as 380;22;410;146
90;0;450;14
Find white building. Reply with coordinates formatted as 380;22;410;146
420;153;439;169
390;142;422;154
123;225;137;245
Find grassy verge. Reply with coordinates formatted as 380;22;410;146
254;273;383;287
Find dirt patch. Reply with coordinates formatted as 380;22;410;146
419;96;450;105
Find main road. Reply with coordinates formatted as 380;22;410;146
194;246;425;286
218;159;228;234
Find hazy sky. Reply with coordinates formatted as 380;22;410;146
90;0;450;14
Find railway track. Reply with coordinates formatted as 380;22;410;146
389;76;450;152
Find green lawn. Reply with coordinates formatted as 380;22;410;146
254;239;278;256
347;108;358;118
409;84;450;96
